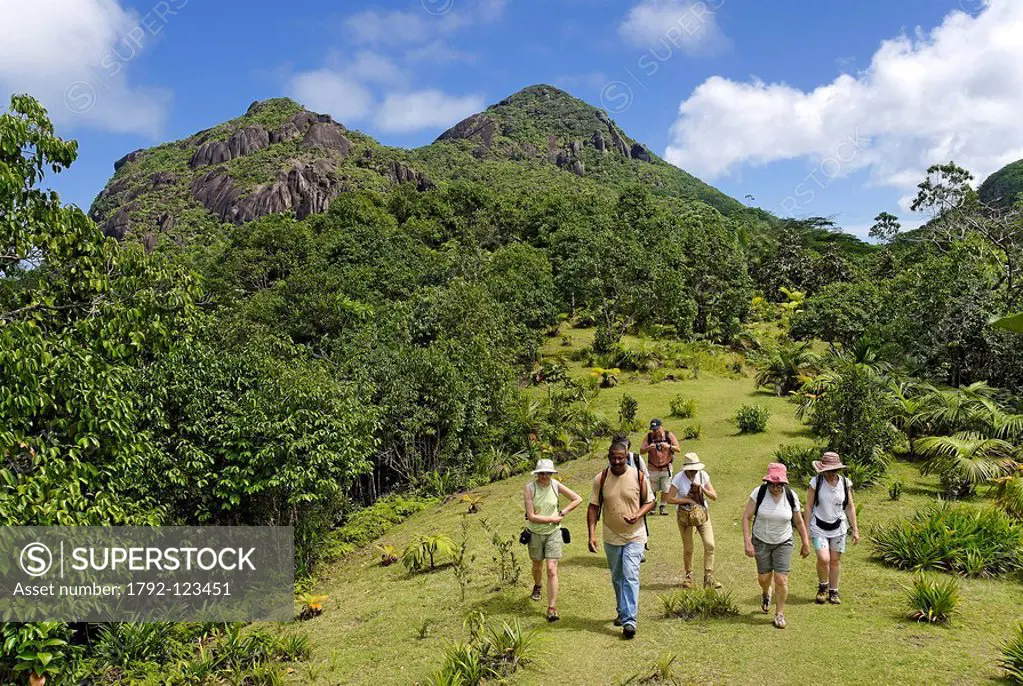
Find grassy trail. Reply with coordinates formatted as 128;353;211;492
295;333;1023;685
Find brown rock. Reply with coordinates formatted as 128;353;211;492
300;122;352;155
631;143;652;162
190;170;242;221
228;126;270;159
592;132;607;152
190;140;231;168
102;204;136;239
437;113;497;149
386;161;435;191
571;160;586;176
290;111;319;134
271;122;301;144
114;149;146;172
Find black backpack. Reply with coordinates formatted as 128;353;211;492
751;483;796;529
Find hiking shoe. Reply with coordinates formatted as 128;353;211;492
773;613;786;629
704;574;722;590
530;585;542;601
547;607;560;622
761;592;771;614
658;504;667;516
816;583;828;604
623;624;636;640
828;589;842;605
613;615;624;627
682;573;694;589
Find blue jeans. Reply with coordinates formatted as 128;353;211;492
604;541;644;627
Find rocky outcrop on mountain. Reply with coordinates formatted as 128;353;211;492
189;160;347;224
271;122;301;144
102;203;137;240
191;126;270;168
300;122;352;155
190;140;232;168
437;113;497;150
114;149;146;172
631;143;652;162
387;161;435;191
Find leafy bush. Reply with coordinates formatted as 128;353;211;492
1000;623;1023;684
683;424;702;440
661;589;739;620
324;495;436;564
888;480;903;501
871;502;1023;577
0;622;70;685
429;615;538;685
403;534;457;573
735;405;770;434
774;444;819;486
93;623;177;668
906;573;959;625
619;394;640;431
669;395;697;419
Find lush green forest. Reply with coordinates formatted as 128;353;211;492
2;87;1023;684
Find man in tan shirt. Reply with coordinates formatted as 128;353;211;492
587;438;655;639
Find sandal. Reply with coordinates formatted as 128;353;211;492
761;592;771;614
547;607;560;622
530;585;542;601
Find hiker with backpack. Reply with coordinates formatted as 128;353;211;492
587;438;656;639
523;458;583;622
741;463;811;629
664;452;721;590
804;451;860;606
640;419;680;516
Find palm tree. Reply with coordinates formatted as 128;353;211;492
916;381;1000;435
753;341;818;396
915;432;1017;497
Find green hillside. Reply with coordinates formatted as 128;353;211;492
979;158;1023;208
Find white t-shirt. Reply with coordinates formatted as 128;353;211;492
808;475;851;538
670;470;710;510
749;486;802;545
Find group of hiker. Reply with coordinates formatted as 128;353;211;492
522;419;860;638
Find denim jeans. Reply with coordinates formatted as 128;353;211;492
604;541;644;627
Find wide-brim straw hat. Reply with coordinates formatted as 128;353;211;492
762;462;789;484
532;458;558;475
813;451;847;473
680;452;705;471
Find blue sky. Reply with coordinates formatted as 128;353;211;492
3;0;1019;239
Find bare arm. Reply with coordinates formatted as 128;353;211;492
669;432;681;455
846;482;860;543
587;504;600;553
664;484;688;505
804;485;815;533
557;482;584;516
794;508;811;556
742;500;756;556
701;474;718;501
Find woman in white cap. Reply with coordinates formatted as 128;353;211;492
664;452;721;590
803;451;860;605
524;458;583;622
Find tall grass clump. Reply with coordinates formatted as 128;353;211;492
669;395;697;419
906;573;959;625
1000;624;1023;684
428;616;539;685
871;502;1023;577
660;589;739;620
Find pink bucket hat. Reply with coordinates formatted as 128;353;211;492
813;451;846;473
762;463;789;484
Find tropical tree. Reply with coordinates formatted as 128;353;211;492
752;340;818;396
915;433;1018;498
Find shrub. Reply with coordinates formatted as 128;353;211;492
669;395;697;419
93;623;177;667
735;405;770;434
660;588;739;620
1000;623;1023;684
429;615;538;685
774;444;819;487
906;573;959;625
619;394;640;430
871;502;1023;577
402;534;457;573
888;480;903;501
683;424;702;440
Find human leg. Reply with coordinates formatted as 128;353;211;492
828;539;845;603
529;539;544;601
604;543;625;621
680;522;695;585
698;518;719;587
546;559;560;620
812;537;830;603
619;541;644;633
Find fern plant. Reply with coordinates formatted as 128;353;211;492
906;573;959;625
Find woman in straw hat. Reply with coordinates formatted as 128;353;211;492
665;452;721;590
803;451;860;605
741;463;811;629
523;458;583;622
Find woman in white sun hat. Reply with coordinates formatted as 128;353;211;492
523;458;582;622
803;451;860;605
665;452;721;590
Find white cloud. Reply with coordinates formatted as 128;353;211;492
0;0;176;136
286;70;375;122
347;0;506;45
664;0;1023;204
348;51;408;86
619;0;729;55
406;40;476;64
376;90;484;133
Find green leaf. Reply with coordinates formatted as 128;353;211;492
990;312;1023;333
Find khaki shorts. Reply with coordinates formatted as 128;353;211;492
649;468;672;493
527;531;563;561
753;537;794;574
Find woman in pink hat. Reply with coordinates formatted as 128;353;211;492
741;463;811;629
803;451;860;605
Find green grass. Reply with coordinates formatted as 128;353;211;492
292;329;1023;685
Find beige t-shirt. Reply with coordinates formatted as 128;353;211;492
589;466;654;545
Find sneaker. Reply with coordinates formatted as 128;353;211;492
816;583;828;604
623;624;636;640
704;574;722;590
761;592;771;614
547;607;560;622
828;589;842;605
682;572;693;589
658;504;667;516
613;615;624;627
530;585;542;601
773;613;786;629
